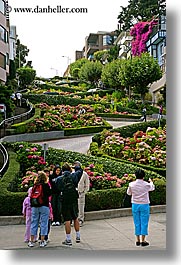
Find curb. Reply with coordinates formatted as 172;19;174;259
0;205;166;226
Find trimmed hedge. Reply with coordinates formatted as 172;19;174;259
23;94;97;106
64;121;112;136
97;113;142;119
0;151;26;215
11;108;41;134
0;148;166;215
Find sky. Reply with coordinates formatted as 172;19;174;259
2;0;181;263
8;0;129;78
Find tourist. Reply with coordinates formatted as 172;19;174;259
126;168;155;246
53;162;83;246
28;171;51;248
49;165;63;226
73;161;90;226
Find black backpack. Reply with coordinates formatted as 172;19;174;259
62;174;78;204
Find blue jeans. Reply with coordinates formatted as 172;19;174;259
132;204;150;236
31;206;49;236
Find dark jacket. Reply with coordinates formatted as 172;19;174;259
54;169;83;193
49;169;62;194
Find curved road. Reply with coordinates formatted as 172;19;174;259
35;121;137;154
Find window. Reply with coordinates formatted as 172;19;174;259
0;53;6;69
103;35;112;46
0;25;6;42
0;0;5;15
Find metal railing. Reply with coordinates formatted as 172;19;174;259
0;143;9;178
0;99;35;139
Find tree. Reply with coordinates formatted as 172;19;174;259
117;0;166;31
101;59;124;89
79;61;103;85
16;67;36;89
69;58;89;79
0;84;14;118
119;52;162;102
94;50;109;63
15;39;29;69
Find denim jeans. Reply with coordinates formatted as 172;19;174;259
31;206;49;236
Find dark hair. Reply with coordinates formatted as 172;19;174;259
135;168;145;179
52;166;61;176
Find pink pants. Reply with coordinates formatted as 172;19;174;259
24;215;31;241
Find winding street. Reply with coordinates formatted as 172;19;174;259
35;120;137;154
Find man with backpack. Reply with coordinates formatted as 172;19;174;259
53;162;83;246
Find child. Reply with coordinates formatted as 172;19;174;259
22;187;32;242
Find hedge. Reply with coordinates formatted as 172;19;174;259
0;151;26;215
0;148;166;215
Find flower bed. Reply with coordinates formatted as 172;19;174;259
10;142;166;192
26;103;106;133
91;126;166;168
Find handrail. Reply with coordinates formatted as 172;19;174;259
0;101;33;127
0;99;34;139
0;143;9;178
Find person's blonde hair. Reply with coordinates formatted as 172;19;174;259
34;171;48;184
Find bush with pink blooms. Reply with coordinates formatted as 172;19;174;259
84;163;137;191
130;19;158;56
99;126;166;168
26;103;105;132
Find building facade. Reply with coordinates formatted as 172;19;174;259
146;16;166;104
114;31;133;59
9;25;17;60
84;31;117;60
0;0;9;84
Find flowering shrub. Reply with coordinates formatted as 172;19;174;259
100;127;166;168
15;143;47;174
84;164;136;190
130;19;158;56
21;171;38;191
27;104;105;132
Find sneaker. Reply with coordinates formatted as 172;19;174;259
62;239;72;246
79;220;83;227
55;221;60;226
28;241;35;247
136;241;141;246
141;241;149;247
52;222;56;226
76;237;80;243
39;240;47;248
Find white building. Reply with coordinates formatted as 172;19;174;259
9;25;16;60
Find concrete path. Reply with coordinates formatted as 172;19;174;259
0;212;166;251
34;120;137;154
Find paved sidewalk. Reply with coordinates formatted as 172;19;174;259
0;212;166;251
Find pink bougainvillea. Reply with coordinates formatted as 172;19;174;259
130;19;158;56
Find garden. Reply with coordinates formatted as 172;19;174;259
89;126;166;169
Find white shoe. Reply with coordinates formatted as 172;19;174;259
28;241;35;247
56;221;60;226
52;222;56;226
39;240;47;247
79;220;83;227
